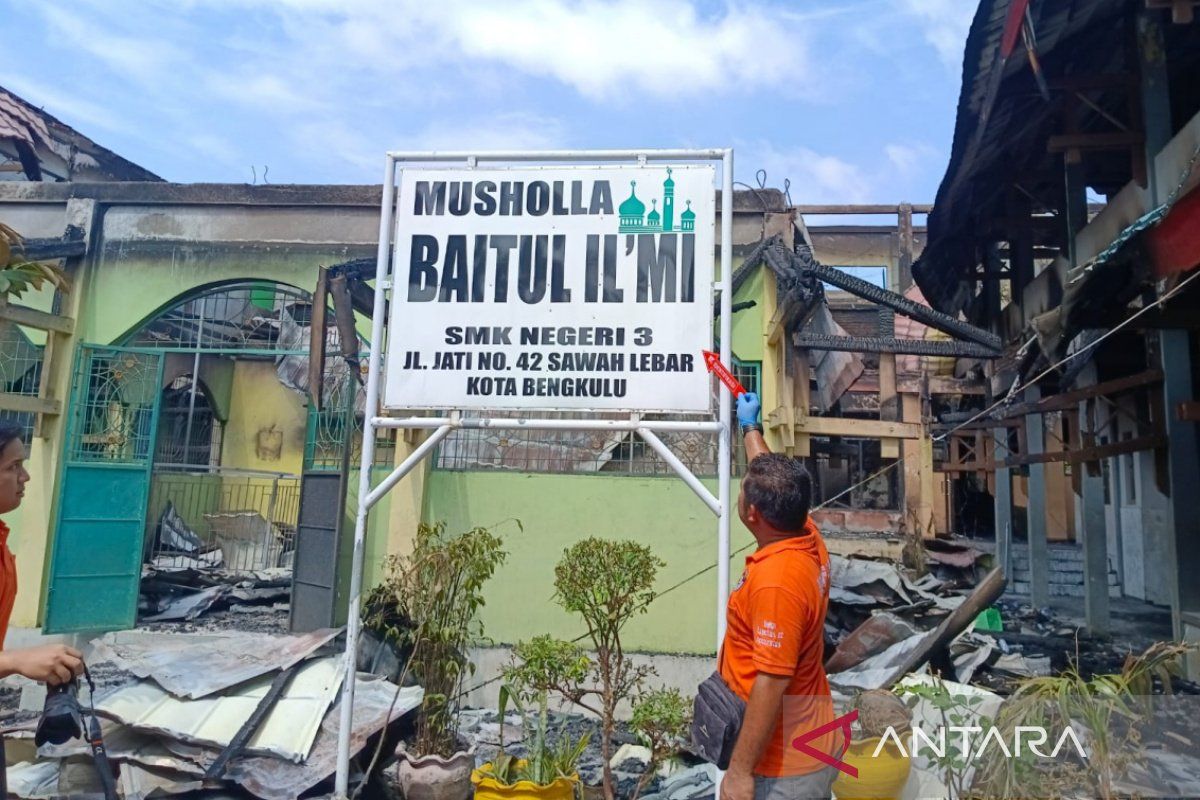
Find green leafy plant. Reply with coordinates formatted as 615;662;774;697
970;641;1194;800
364;520;508;757
509;538;665;800
488;680;591;788
629;688;692;800
0;223;70;300
897;677;992;799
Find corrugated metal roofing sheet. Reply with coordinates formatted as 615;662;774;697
91;627;340;699
96;656;344;763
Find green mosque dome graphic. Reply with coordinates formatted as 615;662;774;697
618;168;694;234
681;200;696;232
618;181;646;223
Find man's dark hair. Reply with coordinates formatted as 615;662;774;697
0;422;23;454
743;454;812;531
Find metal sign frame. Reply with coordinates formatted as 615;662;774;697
334;149;735;797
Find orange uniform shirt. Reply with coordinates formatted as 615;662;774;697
718;519;834;777
0;522;17;648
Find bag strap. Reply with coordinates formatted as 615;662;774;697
82;666;118;800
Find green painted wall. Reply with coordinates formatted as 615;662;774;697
422;471;756;654
82;247;351;344
730;267;765;363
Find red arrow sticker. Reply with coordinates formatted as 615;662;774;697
701;350;747;397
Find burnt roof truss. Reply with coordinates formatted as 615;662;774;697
758;241;1002;353
792;333;1000;359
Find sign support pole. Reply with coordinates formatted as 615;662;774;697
334;153;396;799
717;149;734;651
334;149;735;798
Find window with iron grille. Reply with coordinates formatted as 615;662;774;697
154;376;222;467
0;320;43;446
434;359;761;476
731;359;761;476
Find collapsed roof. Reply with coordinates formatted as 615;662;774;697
0;85;161;182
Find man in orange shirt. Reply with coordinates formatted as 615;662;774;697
0;423;85;681
718;393;836;800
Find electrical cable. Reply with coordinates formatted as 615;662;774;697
453;142;1200;705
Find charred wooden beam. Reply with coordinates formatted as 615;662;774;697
1047;131;1145;152
793;333;999;359
994;369;1162;419
14;234;86;261
766;243;1003;350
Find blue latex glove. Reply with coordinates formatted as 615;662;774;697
737;392;761;428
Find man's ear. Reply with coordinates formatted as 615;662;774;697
744;502;760;526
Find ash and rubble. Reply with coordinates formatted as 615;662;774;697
0;585;408;800
2;540;1197;799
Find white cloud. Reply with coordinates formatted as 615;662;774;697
396;112;568;153
287;119;382;175
738;141;872;204
897;0;975;68
884;142;939;176
205;73;322;114
175;0;813;102
447;1;810;100
34;4;178;86
0;72;131;134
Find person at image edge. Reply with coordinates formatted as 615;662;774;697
0;423;86;791
719;393;837;800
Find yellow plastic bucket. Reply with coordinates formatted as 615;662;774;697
471;761;578;800
830;737;911;800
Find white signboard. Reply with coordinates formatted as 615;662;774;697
383;166;716;411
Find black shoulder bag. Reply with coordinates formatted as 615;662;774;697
690;671;746;770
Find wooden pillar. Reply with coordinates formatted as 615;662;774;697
794;348;811;457
902;393;935;537
879;353;899;460
897;203;915;291
1078;392;1110;633
1025;387;1051;608
1162;329;1200;641
994;424;1013;579
1138;12;1173;203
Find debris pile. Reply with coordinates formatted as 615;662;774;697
139;567;291;624
2;629;423;799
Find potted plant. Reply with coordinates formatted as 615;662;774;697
365;521;508;800
505;538;665;800
471;676;590;800
627;688;692;800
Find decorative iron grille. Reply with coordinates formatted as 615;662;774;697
124;282;315;353
155;375;222;466
145;465;300;573
433;360;761;477
68;350;160;463
0;320;42;445
304;370;393;471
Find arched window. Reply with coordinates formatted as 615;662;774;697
122;281;315;353
155;376;221;466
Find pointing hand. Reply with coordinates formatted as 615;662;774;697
737;392;761;429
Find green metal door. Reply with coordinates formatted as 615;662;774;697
44;346;164;633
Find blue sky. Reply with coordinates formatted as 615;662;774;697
1;0;973;203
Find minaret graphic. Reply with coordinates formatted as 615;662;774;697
615;168;693;234
662;167;675;232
